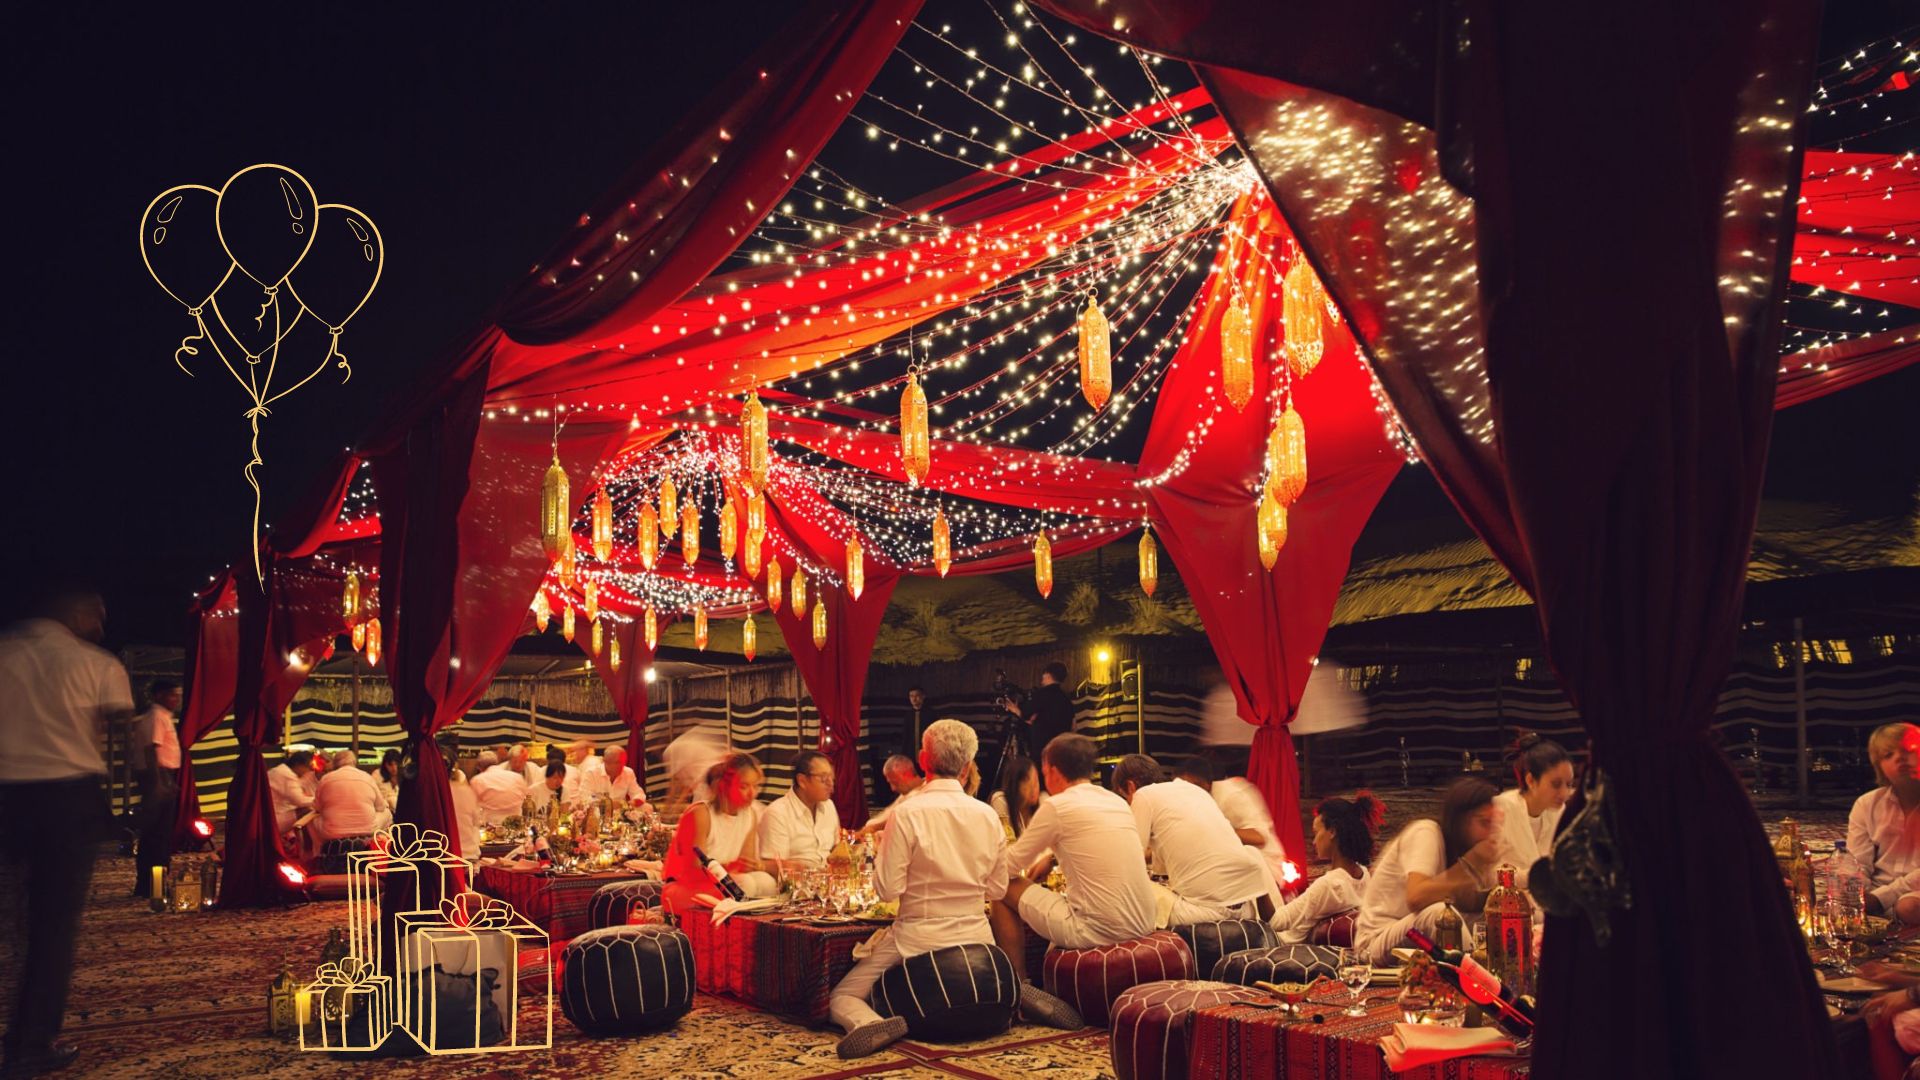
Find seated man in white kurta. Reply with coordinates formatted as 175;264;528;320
1111;754;1273;928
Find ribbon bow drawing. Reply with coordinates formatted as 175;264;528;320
311;957;381;989
376;823;450;861
439;891;514;930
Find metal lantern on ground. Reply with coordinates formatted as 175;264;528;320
743;390;770;493
644;606;658;651
1034;530;1054;599
364;617;382;667
1269;403;1308;506
584;580;599;622
932;507;951;577
694;607;709;651
812;592;829;649
1139;527;1159;598
792;566;809;619
1221;293;1254;410
681;499;700;566
659;476;678;538
901;372;931;486
742;612;757;662
532;591;551;633
1283;255;1325;379
591;489;613;561
767;555;784;612
719;496;738;562
847;534;865;600
637;504;659;570
540;454;570;561
562;604;576;643
1257;489;1288;570
1078;292;1112;410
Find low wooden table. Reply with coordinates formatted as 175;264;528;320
1188;989;1531;1080
474;865;657;941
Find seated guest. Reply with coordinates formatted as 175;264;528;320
662;752;777;914
856;755;926;837
312;750;391;842
993;734;1157;977
1113;753;1272;927
1493;734;1574;889
1854;723;1920;917
529;761;583;810
538;744;579;791
830;721;1078;1059
1272;792;1382;943
1196;749;1293;896
990;755;1044;842
759;750;839;873
469;757;529;824
581;746;646;804
450;757;481;859
374;749;402;813
267;749;317;834
1354;777;1500;963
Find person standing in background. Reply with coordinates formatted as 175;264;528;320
0;586;134;1077
870;687;929;809
131;679;182;897
1001;663;1075;763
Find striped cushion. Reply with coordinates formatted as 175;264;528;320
588;879;665;930
1041;931;1195;1028
869;943;1018;1042
1109;980;1267;1080
1171;920;1275;984
559;925;696;1035
1211;943;1343;985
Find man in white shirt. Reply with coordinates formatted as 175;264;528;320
856;755;924;838
760;750;839;874
1112;754;1273;928
528;761;582;810
993;734;1158;976
267;750;318;835
132;680;184;896
469;759;530;824
312;751;392;842
1181;753;1294;902
580;746;645;805
0;589;135;1076
830;721;1080;1059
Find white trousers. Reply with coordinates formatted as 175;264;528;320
828;933;903;1033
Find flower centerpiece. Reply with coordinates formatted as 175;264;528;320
1397;953;1467;1026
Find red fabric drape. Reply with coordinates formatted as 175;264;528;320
173;572;236;843
1776;323;1920;410
1795;151;1920;310
583;610;660;768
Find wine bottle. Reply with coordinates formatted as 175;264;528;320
694;845;747;901
1406;927;1535;1037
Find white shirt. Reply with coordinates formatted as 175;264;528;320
1850;786;1920;906
1272;865;1368;943
1212;777;1290;885
0;619;134;781
314;765;391;839
376;774;400;812
449;772;481;859
528;764;584;809
138;704;181;771
1493;788;1561;889
700;800;762;863
1008;781;1157;943
267;763;316;833
759;789;840;869
875;777;1010;956
1357;819;1446;943
469;767;529;823
582;763;646;804
1131;779;1271;908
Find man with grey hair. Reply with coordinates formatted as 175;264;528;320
829;720;1081;1058
855;754;927;838
312;750;391;842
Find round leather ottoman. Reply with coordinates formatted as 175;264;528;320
869;942;1018;1041
1211;943;1343;984
559;925;696;1035
1041;930;1195;1028
1307;909;1358;948
1109;980;1267;1080
588;879;665;930
1171;920;1275;984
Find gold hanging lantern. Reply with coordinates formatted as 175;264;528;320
1139;527;1159;597
901;372;931;486
583;579;599;622
719;496;739;562
743;389;770;493
562;604;576;643
351;620;367;652
644;606;658;651
791;565;809;619
590;616;603;656
1077;292;1112;410
365;617;382;667
1258;488;1288;570
766;555;784;612
681;498;700;566
558;534;578;589
932;506;952;577
742;611;757;662
609;635;621;672
1034;530;1054;599
658;476;679;538
811;592;829;649
743;528;764;580
747;488;766;537
637;503;659;570
847;534;865;600
1221;292;1254;411
694;606;709;651
532;590;551;633
1283;255;1325;378
540;453;571;561
341;570;360;625
1269;403;1308;506
590;488;613;561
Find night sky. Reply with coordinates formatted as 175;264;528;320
9;2;1916;647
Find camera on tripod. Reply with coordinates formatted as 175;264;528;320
992;669;1028;712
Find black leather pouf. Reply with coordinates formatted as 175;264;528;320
559;925;696;1036
1211;943;1343;984
1171;920;1274;985
869;942;1018;1041
588;879;665;930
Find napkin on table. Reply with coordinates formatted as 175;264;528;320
710;896;783;925
1381;1023;1514;1072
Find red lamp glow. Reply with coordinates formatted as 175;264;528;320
190;817;214;839
277;862;308;888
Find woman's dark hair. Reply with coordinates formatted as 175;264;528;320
380;748;402;779
1315;790;1386;865
1509;733;1571;793
999;756;1040;836
284;748;313;769
1438;777;1500;863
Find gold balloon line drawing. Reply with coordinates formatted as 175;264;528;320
140;164;383;582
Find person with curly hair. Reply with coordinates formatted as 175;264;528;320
1271;791;1383;942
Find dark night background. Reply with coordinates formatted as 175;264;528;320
5;2;1916;649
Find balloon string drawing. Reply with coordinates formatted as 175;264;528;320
139;164;382;583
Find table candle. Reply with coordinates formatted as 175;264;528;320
295;989;312;1030
150;865;165;900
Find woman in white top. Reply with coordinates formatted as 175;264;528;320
663;752;778;915
1492;734;1575;889
1272;791;1383;943
449;758;481;861
1852;723;1920;918
1354;777;1501;963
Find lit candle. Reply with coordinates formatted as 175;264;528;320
150;865;165;900
295;989;312;1030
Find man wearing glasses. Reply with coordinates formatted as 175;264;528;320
760;750;840;875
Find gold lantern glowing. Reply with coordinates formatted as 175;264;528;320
811;593;828;649
767;555;784;612
609;635;621;672
591;489;613;561
540;454;571;561
1221;293;1254;411
1268;403;1308;506
590;616;603;656
365;617;382;667
559;534;578;589
744;528;763;580
847;534;865;600
694;606;709;651
1034;530;1054;599
532;590;551;633
932;507;952;577
1283;255;1325;378
1258;488;1288;570
644;606;658;651
747;488;766;537
681;498;700;566
742;612;757;662
351;620;367;652
562;604;576;643
743;389;770;493
719;496;738;562
637;504;659;570
901;372;931;486
584;579;599;622
792;566;809;619
1078;293;1112;410
1139;527;1159;597
341;570;360;624
659;476;679;538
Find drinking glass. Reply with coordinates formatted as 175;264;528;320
1338;948;1373;1017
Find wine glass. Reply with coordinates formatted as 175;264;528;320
1338;948;1373;1017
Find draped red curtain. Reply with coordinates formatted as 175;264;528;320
173;572;236;844
582;610;660;769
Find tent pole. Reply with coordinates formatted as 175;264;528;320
1135;659;1146;756
1794;617;1809;804
350;666;362;757
724;672;734;748
529;680;540;745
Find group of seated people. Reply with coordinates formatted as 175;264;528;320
266;747;402;853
